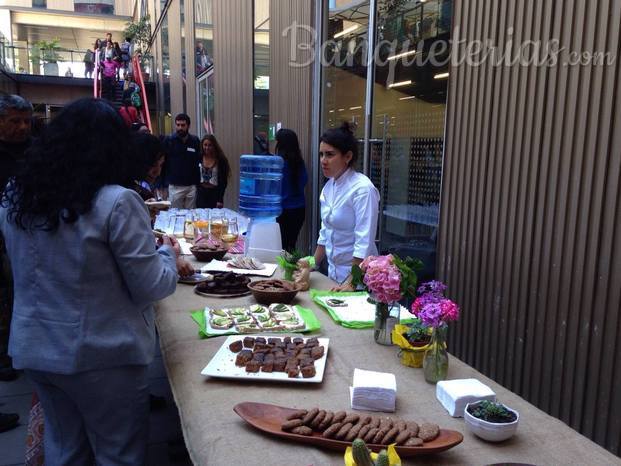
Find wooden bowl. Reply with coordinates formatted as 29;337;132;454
189;246;227;262
247;279;299;305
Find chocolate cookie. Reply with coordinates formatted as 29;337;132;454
317;411;334;431
322;422;343;439
357;424;372;442
404;437;423;447
310;410;326;429
395;429;412;445
394;419;407;432
335;422;353;440
332;411;347;424
281;419;304;431
343;413;360;425
302;408;319;426
345;423;364;442
363;427;379;443
372;428;388;444
406;421;419;437
381;426;400;445
291;426;313;436
418;423;440;442
368;417;381;429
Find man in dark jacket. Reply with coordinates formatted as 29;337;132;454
162;113;201;208
0;94;32;433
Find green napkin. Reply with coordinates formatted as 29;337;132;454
190;305;321;339
310;289;415;329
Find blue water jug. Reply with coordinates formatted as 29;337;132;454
239;155;284;220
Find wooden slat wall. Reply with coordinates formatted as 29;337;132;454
212;0;254;209
438;0;621;455
269;0;315;252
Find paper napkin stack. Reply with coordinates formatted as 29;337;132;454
350;368;397;412
436;378;496;417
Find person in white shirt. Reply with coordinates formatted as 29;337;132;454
313;122;380;290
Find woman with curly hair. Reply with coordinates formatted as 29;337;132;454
0;98;179;465
196;134;230;208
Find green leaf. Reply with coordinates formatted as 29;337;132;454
351;264;364;288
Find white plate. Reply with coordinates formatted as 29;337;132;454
201;335;329;384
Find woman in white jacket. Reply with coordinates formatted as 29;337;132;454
313;122;380;290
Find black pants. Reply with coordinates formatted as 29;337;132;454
277;207;305;252
196;185;221;208
102;77;115;100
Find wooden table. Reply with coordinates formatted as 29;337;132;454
154;269;620;465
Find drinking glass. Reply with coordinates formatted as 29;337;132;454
221;217;239;246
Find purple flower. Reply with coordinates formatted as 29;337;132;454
417;280;447;296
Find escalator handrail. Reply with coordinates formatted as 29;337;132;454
131;55;152;132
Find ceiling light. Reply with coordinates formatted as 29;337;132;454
399;95;416;101
387;50;417;61
434;72;450;79
388;80;412;88
338;108;345;111
349;106;362;110
334;25;359;39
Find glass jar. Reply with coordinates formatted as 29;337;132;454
423;325;449;383
374;301;401;345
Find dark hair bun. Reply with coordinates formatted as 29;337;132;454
339;121;355;135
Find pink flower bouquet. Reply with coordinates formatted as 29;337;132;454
352;254;423;304
410;280;460;328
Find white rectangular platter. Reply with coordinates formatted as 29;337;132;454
201;335;329;384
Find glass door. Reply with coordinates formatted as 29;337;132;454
196;66;215;137
369;0;452;281
321;0;372;170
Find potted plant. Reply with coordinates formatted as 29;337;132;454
276;249;304;281
124;15;152;78
34;39;63;76
351;254;423;345
391;318;431;368
464;400;519;442
410;280;460;383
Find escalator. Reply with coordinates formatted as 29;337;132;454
93;52;152;131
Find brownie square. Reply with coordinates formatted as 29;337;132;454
273;357;287;372
252;352;265;363
311;346;325;360
235;350;253;366
283;337;292;344
255;337;267;345
245;360;261;372
267;337;282;345
299;358;314;368
229;340;243;353
243;337;255;348
287;367;300;378
301;365;316;378
261;362;274;373
306;337;319;346
263;353;275;363
292;337;304;345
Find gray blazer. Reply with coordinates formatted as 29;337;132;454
0;185;178;374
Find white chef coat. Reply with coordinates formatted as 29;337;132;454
317;168;380;283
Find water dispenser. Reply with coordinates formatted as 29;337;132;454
239;155;284;263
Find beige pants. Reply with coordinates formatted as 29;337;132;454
169;185;197;209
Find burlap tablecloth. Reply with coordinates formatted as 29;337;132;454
154;270;619;466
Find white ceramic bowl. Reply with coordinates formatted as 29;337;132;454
464;401;519;442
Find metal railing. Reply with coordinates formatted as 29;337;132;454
1;45;96;78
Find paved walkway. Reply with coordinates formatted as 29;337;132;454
0;340;191;466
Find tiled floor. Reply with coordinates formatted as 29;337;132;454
0;342;191;466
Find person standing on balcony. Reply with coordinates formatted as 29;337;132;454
120;37;132;78
162;114;201;208
83;45;95;78
0;94;32;434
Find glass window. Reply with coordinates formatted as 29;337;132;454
74;0;114;14
320;1;371;171
194;0;214;76
370;0;452;280
253;0;269;152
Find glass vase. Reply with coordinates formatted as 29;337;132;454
374;301;400;345
423;325;449;383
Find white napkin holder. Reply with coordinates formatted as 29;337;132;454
350;368;397;413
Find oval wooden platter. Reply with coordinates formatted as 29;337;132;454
233;401;463;457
